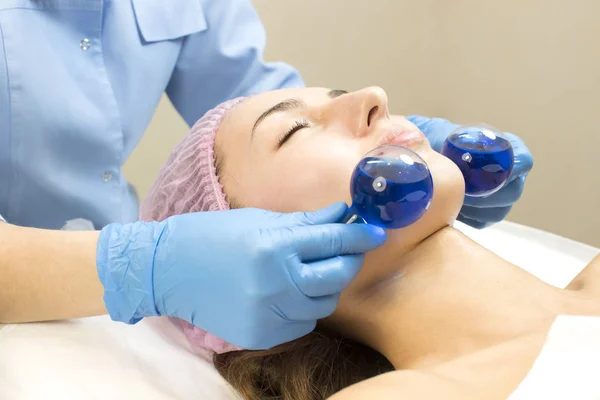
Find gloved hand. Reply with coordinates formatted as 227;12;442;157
405;115;534;229
96;202;385;350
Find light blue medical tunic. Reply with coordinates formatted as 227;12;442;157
0;0;302;229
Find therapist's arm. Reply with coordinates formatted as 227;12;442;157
166;0;304;126
0;223;106;323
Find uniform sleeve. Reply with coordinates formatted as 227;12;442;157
166;0;304;126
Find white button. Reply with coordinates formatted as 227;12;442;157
101;171;113;182
80;38;91;51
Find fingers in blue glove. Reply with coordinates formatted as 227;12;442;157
456;215;494;230
290;223;386;262
504;132;534;179
276;293;341;321
290;254;365;297
405;119;533;231
463;175;526;208
459;204;513;225
463;131;533;208
290;202;350;226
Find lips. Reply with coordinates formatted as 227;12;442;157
377;125;425;148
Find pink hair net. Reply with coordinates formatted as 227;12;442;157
140;97;245;356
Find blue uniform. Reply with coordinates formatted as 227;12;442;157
0;0;302;229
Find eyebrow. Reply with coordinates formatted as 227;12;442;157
251;98;305;137
328;89;348;98
250;89;349;138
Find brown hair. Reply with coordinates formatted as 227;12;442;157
213;324;393;400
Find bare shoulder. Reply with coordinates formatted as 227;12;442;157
328;369;478;400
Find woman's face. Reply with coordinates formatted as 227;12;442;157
216;87;464;287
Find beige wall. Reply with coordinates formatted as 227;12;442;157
123;0;600;247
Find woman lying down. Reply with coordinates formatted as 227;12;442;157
140;87;600;400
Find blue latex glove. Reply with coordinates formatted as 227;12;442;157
406;116;534;229
96;203;386;350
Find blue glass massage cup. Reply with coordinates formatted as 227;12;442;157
342;145;434;229
440;124;514;197
341;124;515;230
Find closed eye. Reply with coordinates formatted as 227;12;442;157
277;119;310;149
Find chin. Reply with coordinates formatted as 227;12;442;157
383;151;464;246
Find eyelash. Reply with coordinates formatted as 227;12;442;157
277;119;310;148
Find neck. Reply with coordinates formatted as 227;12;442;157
335;226;569;370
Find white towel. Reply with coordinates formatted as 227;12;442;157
509;315;600;399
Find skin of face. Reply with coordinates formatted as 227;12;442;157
216;86;465;293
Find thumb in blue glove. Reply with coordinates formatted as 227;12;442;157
405;115;534;229
96;202;386;350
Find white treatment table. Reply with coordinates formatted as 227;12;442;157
1;221;598;400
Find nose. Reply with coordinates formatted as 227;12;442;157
327;86;389;137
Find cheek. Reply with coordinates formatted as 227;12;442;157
245;139;363;213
